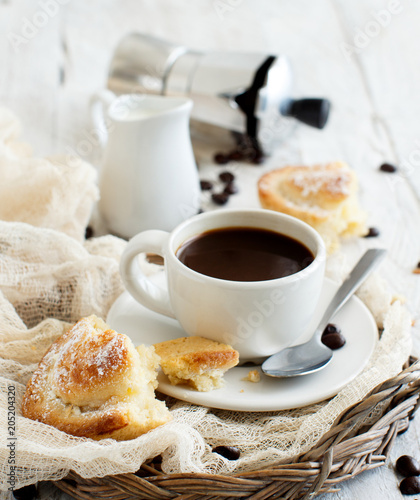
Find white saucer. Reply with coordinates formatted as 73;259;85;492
107;278;377;411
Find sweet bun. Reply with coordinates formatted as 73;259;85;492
258;162;367;252
153;336;239;392
21;315;171;440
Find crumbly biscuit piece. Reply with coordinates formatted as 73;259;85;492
153;336;239;391
258;162;367;253
22;315;171;440
244;369;261;383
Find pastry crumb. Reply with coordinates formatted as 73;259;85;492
243;369;261;383
240;389;245;393
413;268;420;275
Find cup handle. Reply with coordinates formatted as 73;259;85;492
119;230;176;319
89;89;116;148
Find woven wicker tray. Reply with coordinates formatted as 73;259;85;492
53;359;420;500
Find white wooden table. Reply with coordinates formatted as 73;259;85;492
1;1;420;498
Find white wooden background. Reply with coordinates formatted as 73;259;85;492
1;0;420;498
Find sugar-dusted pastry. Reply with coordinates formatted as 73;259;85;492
21;315;171;441
258;161;367;253
153;336;239;391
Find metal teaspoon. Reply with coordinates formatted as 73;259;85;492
261;248;386;378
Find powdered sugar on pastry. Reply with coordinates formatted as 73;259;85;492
291;166;351;197
258;162;367;253
21;315;171;440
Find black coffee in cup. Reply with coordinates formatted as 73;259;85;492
176;227;314;282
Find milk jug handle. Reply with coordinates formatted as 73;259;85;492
89;89;116;148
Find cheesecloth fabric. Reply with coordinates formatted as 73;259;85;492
0;107;412;491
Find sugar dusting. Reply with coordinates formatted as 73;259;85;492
23;318;128;418
90;331;126;379
21;316;172;439
53;320;128;391
291;166;351;197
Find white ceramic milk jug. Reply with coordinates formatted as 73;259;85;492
91;90;200;239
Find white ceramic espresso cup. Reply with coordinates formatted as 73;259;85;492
119;209;326;360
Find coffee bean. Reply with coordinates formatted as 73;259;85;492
380;162;397;173
400;476;420;495
213;445;241;460
241;149;257;161
234;137;262;163
85;226;94;239
214;136;265;166
200;180;213;191
214;153;229;165
224;182;238;195
219;171;235;183
12;485;37;500
396;455;420;477
228;150;244;161
211;192;229;205
321;330;346;350
323;323;340;335
251;150;265;165
364;227;380;238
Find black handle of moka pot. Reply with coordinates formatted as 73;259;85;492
282;98;331;129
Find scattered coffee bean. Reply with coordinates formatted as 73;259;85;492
85;226;94;239
213;445;241;460
12;485;37;500
200;180;213;191
400;476;420;495
396;455;420;477
228;150;244;161
364;227;380;238
219;171;235;184
323;323;340;335
380;162;398;173
211;192;230;205
321;324;346;350
213;133;266;166
214;147;265;165
321;333;346;350
214;153;229;165
224;182;238;195
251;150;265;165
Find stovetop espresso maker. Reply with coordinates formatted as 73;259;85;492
107;33;331;153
